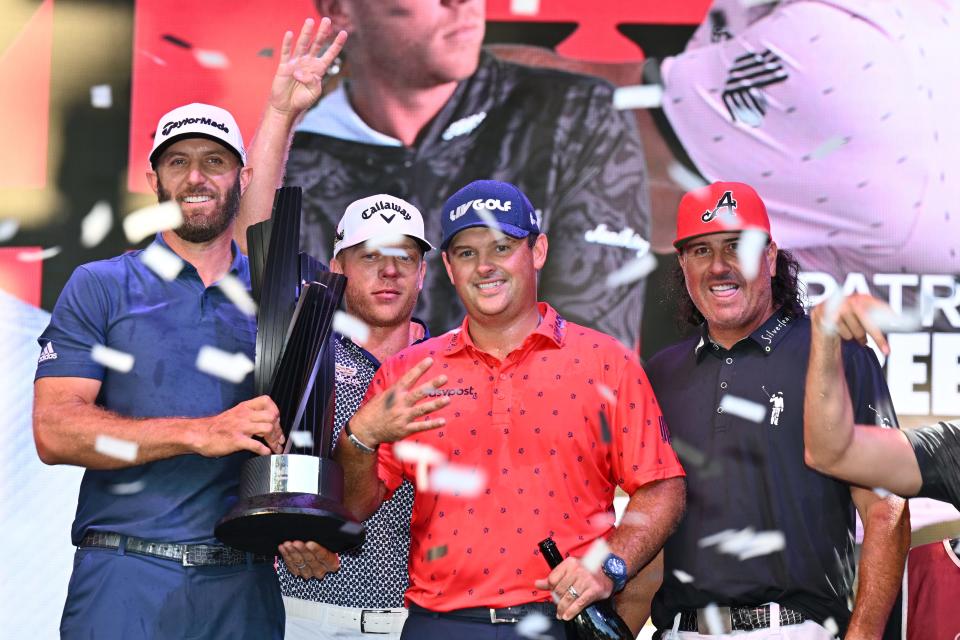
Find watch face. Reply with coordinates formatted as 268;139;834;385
605;554;627;576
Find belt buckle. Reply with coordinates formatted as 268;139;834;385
182;547;196;567
361;609;394;634
698;606;732;633
489;607;520;624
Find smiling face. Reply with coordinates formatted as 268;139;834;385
147;138;250;244
678;231;777;343
331;236;426;328
442;228;547;325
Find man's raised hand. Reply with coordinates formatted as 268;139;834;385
269;17;348;117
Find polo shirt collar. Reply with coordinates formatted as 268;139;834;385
694;307;798;360
337;317;431;368
444;302;566;355
151;232;247;279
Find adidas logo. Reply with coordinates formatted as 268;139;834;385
38;341;58;363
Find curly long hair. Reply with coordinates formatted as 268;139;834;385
670;249;805;328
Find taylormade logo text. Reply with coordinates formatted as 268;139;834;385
449;199;512;222
161;117;229;137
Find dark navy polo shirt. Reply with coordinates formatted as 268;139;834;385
36;234;257;545
646;309;897;632
906;420;960;509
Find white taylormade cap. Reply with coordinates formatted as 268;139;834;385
149;103;247;167
333;195;433;258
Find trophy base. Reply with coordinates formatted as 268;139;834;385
215;492;365;555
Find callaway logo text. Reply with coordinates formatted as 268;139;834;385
449;199;512;222
161;117;229;137
361;200;412;223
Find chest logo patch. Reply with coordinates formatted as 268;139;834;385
763;386;784;426
335;363;360;385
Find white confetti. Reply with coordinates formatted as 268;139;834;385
194;49;229;69
702;603;723;635
339;521;364;535
510;0;540;15
195;345;254;384
736;228;768;281
719;394;767;423
866;305;923;333
700;527;786;560
94;434;139;462
818;289;846;336
90;84;112;109
123;201;183;243
472;206;507;243
290;431;314;448
810;135;847;160
395;441;446;491
605;252;657;288
617;511;650;528
376;247;409;258
81;200;113;248
140;242;184;281
17;246;61;262
823;616;839;637
735;530;786;560
667;161;708;192
138;49;167;66
106;480;147;495
428;464;486;497
673;569;695;583
90;344;135;373
597;384;616;404
364;233;408;251
580;537;611;573
0;218;20;242
218;273;257;316
516;611;551;639
333;311;370;345
873;487;892;498
613;84;664;110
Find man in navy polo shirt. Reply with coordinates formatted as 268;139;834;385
33;103;287;638
645;182;909;639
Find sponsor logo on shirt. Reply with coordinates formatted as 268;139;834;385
762;386;784;427
425;386;478;400
583;223;650;254
38;341;58;363
759;314;791;344
449;198;512;222
721;49;788;127
335;362;360;385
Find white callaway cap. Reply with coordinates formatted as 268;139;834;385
149;103;246;167
333;194;433;258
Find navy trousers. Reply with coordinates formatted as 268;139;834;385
401;607;570;640
60;547;284;639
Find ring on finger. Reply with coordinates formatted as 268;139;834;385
567;586;580;599
296;562;307;569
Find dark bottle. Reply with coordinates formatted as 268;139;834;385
538;537;635;640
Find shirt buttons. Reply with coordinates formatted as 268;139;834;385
764;346;771;352
717;407;724;414
499;373;508;381
403;159;413;168
720;381;728;389
713;344;719;350
725;357;733;364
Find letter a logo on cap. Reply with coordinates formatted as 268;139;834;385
701;191;738;223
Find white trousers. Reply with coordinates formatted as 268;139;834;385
283;596;408;640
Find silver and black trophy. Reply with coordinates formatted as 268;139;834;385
215;187;365;554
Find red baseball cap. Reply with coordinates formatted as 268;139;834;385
673;181;771;250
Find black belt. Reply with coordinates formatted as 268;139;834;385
79;531;273;567
409;602;557;624
677;604;806;632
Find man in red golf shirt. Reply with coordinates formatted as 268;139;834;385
332;179;686;637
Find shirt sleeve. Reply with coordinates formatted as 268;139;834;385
538;79;651;349
360;364;407;500
610;352;686;494
842;341;899;429
904;422;960;509
34;265;110;381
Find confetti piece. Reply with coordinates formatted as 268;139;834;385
91;344;135;373
339;521;363;535
107;480;147;495
162;34;192;49
866;305;923;333
376;247;409;258
138;49;167;66
873;487;891;498
428;464;486;497
617;512;650;527
0;218;19;242
810;135;847;161
667;161;708;192
670;437;708;468
90;84;112;109
123;201;183;243
673;569;695;584
333;311;371;345
140;242;184;281
472;206;507;242
426;544;448;561
290;431;314;448
719;395;767;423
581;537;611;573
605;252;657;288
195;346;254;384
510;0;540;15
516;611;552;638
702;603;723;635
700;527;786;560
218;273;257;316
597;385;616;403
194;49;229;69
736;228;768;281
81;200;113;248
823;617;839;637
364;233;408;251
735;530;786;559
598;411;612;443
95;434;138;462
613;84;664;110
17;246;61;262
395;441;446;490
818;289;846;335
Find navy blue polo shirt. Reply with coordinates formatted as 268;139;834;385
646;309;897;632
35;234;257;545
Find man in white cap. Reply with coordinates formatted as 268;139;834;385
33;101;287;638
276;194;433;639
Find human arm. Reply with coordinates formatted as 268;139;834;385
33;377;283;469
804;294;923;496
615;550;663;634
234;17;347;253
535;478;685;621
846;488;909;640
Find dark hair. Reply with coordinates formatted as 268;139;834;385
670;248;805;328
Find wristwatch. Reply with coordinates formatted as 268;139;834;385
602;552;628;594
